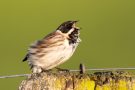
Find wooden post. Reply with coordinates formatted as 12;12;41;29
19;71;135;90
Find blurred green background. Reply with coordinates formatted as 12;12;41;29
0;0;135;89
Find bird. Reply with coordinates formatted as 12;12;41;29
22;21;81;73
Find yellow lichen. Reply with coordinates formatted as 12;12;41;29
117;80;127;90
74;78;95;90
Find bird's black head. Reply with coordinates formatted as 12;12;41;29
57;21;78;33
57;21;80;44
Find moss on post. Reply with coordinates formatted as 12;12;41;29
19;71;135;90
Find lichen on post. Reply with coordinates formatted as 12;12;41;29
19;71;135;90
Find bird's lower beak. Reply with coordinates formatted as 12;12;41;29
73;21;80;30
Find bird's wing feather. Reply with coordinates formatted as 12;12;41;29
22;31;65;61
30;32;65;49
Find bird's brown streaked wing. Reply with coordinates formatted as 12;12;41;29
43;31;66;43
28;32;65;55
22;32;65;62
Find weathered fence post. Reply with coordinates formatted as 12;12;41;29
19;71;135;90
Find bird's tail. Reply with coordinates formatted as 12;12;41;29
22;54;29;62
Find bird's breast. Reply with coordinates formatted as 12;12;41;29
33;39;78;69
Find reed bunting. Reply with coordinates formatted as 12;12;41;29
23;21;81;73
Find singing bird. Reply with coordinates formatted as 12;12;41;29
23;21;81;73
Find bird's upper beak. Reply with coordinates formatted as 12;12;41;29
72;21;80;30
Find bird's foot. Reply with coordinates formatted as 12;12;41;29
55;67;70;73
41;69;53;73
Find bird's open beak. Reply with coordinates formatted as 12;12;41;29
72;21;80;30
